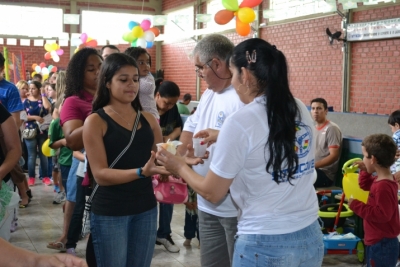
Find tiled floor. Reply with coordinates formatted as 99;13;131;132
9;180;364;267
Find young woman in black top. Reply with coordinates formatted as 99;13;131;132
83;53;168;267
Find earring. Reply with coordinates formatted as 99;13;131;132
236;84;249;95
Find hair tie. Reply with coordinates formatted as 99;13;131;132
272;45;277;50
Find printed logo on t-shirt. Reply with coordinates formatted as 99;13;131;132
215;111;226;128
294;122;312;158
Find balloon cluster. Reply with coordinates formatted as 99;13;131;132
31;62;58;80
73;33;98;53
122;19;160;48
215;0;262;36
44;43;64;63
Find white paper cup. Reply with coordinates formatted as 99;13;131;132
192;138;207;157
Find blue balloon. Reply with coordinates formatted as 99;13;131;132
128;21;139;30
146;41;153;48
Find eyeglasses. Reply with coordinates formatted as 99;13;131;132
195;59;213;74
137;60;151;66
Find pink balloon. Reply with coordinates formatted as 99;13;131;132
140;20;151;31
80;33;88;43
56;49;64;56
39;62;46;68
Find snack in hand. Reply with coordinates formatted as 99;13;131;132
156;139;182;155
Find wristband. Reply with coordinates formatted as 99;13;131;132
41;94;46;97
137;167;146;178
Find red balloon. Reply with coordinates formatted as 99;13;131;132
86;40;98;47
149;27;160;37
40;62;46;68
236;19;251;36
51;66;57;72
214;10;235;25
44;52;51;60
239;0;263;8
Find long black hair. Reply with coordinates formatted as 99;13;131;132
65;48;102;99
155;79;180;98
92;53;142;112
231;38;301;184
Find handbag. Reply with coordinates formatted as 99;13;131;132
38;113;52;131
22;128;37;139
152;174;188;204
81;110;141;237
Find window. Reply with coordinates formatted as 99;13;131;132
0;5;63;37
163;6;194;41
206;0;235;31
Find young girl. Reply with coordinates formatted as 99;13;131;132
124;47;159;119
83;53;168;267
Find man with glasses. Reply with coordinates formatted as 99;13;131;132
177;34;244;267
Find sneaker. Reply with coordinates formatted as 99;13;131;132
54;185;60;193
66;248;76;256
10;218;18;232
156;235;180;253
60;191;66;202
43;177;53;186
28;178;35;186
53;191;66;204
183;239;191;246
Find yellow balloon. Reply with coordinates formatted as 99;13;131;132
31;71;37;78
44;43;52;52
51;43;58;51
237;7;256;24
42;139;52;157
43;74;49;80
132;26;144;38
343;173;369;203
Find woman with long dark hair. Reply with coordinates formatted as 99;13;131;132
83;53;168;267
156;38;323;267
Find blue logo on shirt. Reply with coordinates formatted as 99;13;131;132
215;111;226;128
295;122;312;158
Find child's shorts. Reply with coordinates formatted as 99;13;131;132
52;156;60;172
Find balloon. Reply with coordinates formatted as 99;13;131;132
42;139;52;157
35;66;41;73
31;72;37;78
149;27;160;37
44;43;52;52
122;32;130;42
56;49;64;56
43;73;49;80
86;40;98;47
47;65;53;72
136;38;147;48
50;50;57;58
239;0;263;8
128;21;139;30
222;0;239;11
132;26;144;38
51;66;58;72
215;10;235;25
125;32;136;43
42;68;49;75
32;64;38;71
146;42;153;48
237;7;256;24
80;33;88;43
140;19;151;31
343;173;369;203
53;55;60;62
40;62;46;68
130;40;138;47
144;31;155;42
236;19;251;36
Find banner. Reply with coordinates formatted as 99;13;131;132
347;18;400;41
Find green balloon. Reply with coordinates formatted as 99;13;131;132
222;0;239;11
131;40;137;47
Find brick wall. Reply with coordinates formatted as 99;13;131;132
350;5;400;115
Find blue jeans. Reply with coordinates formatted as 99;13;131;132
233;220;324;267
157;203;173;238
59;164;70;194
91;206;157;267
66;157;79;202
366;237;399;267
24;133;48;178
184;211;199;240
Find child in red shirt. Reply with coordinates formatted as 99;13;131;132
349;134;400;267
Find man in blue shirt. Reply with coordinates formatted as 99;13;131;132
0;52;23;125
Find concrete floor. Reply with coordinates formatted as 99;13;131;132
10;179;364;267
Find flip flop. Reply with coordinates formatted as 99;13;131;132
47;241;66;252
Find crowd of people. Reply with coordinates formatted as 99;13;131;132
0;34;399;267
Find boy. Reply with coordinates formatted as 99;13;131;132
349;134;400;267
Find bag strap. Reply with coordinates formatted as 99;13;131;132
86;110;141;204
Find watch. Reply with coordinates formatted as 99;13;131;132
137;167;146;178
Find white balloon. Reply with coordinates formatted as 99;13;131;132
50;50;57;57
144;31;155;42
35;66;41;73
41;68;49;75
136;38;147;48
53;55;60;62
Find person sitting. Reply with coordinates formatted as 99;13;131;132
311;98;342;187
177;93;192;115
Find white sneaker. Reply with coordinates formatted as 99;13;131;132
53;191;66;204
156;237;180;253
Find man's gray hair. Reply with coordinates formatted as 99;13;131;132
193;34;234;65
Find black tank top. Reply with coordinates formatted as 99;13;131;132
91;108;157;216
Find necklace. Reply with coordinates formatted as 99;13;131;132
108;106;134;126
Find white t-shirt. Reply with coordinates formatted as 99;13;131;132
139;74;159;119
183;85;244;217
210;96;319;235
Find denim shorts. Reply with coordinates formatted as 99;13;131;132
233;220;324;267
66;157;79;202
366;237;399;267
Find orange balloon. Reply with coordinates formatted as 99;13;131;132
214;10;235;25
32;64;38;71
236;19;251;36
149;27;160;37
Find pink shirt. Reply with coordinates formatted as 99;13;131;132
60;90;94;126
